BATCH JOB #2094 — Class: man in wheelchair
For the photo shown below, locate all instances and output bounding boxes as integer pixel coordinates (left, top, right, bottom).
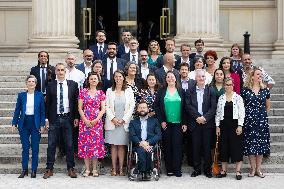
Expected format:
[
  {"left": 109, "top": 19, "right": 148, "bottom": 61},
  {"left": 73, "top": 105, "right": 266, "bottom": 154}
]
[{"left": 128, "top": 101, "right": 162, "bottom": 181}]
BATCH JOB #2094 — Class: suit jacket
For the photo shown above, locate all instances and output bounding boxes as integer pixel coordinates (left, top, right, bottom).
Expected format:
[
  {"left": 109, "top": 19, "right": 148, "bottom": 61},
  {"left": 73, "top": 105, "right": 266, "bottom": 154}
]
[
  {"left": 89, "top": 43, "right": 107, "bottom": 60},
  {"left": 185, "top": 85, "right": 217, "bottom": 131},
  {"left": 30, "top": 65, "right": 56, "bottom": 93},
  {"left": 102, "top": 58, "right": 127, "bottom": 79},
  {"left": 12, "top": 91, "right": 45, "bottom": 131},
  {"left": 45, "top": 80, "right": 79, "bottom": 124},
  {"left": 174, "top": 57, "right": 194, "bottom": 71},
  {"left": 154, "top": 67, "right": 180, "bottom": 86},
  {"left": 121, "top": 52, "right": 139, "bottom": 62},
  {"left": 105, "top": 87, "right": 135, "bottom": 131},
  {"left": 117, "top": 43, "right": 127, "bottom": 58},
  {"left": 138, "top": 62, "right": 157, "bottom": 80},
  {"left": 154, "top": 87, "right": 186, "bottom": 125},
  {"left": 155, "top": 54, "right": 180, "bottom": 68},
  {"left": 181, "top": 79, "right": 196, "bottom": 93},
  {"left": 75, "top": 63, "right": 88, "bottom": 76},
  {"left": 129, "top": 117, "right": 162, "bottom": 146}
]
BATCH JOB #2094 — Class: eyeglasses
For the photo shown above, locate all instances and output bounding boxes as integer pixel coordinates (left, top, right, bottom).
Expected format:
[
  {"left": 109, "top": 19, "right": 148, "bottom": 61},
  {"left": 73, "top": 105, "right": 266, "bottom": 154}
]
[{"left": 225, "top": 84, "right": 233, "bottom": 86}]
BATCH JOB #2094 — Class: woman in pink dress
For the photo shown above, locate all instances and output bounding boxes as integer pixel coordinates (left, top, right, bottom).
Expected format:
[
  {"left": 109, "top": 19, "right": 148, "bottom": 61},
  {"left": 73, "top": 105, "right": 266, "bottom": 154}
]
[{"left": 78, "top": 72, "right": 106, "bottom": 177}]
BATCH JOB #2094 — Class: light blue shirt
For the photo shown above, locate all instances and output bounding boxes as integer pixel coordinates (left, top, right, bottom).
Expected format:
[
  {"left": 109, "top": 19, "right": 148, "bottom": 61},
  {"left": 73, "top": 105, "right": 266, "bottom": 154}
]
[
  {"left": 140, "top": 116, "right": 148, "bottom": 141},
  {"left": 196, "top": 85, "right": 205, "bottom": 115},
  {"left": 181, "top": 79, "right": 189, "bottom": 91}
]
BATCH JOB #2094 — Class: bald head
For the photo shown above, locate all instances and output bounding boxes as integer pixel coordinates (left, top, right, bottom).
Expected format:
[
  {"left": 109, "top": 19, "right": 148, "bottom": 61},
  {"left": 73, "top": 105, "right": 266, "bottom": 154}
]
[
  {"left": 83, "top": 49, "right": 94, "bottom": 64},
  {"left": 163, "top": 53, "right": 176, "bottom": 67}
]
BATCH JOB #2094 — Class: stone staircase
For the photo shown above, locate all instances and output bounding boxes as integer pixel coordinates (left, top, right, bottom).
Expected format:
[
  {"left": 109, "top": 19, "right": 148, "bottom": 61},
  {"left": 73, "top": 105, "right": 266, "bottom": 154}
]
[{"left": 0, "top": 58, "right": 284, "bottom": 174}]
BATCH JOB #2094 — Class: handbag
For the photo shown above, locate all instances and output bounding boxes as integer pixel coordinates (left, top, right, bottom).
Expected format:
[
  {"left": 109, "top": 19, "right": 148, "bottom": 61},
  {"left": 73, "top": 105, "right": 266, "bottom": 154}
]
[{"left": 212, "top": 135, "right": 220, "bottom": 176}]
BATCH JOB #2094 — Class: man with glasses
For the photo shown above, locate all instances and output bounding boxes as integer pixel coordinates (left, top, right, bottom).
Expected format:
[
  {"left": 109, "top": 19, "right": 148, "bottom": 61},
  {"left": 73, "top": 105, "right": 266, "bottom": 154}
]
[
  {"left": 76, "top": 49, "right": 94, "bottom": 78},
  {"left": 121, "top": 38, "right": 139, "bottom": 63},
  {"left": 89, "top": 30, "right": 107, "bottom": 60},
  {"left": 189, "top": 39, "right": 205, "bottom": 60},
  {"left": 138, "top": 50, "right": 157, "bottom": 80}
]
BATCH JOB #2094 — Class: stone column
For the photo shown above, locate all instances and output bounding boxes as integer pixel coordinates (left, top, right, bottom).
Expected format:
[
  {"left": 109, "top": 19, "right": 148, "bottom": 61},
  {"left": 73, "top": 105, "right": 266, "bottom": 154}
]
[
  {"left": 28, "top": 0, "right": 80, "bottom": 53},
  {"left": 272, "top": 0, "right": 284, "bottom": 58},
  {"left": 175, "top": 0, "right": 225, "bottom": 55}
]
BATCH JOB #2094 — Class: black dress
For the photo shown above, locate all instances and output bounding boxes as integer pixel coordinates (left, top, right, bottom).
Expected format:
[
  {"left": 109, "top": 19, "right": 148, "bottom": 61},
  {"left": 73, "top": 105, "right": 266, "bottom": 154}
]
[{"left": 219, "top": 101, "right": 243, "bottom": 162}]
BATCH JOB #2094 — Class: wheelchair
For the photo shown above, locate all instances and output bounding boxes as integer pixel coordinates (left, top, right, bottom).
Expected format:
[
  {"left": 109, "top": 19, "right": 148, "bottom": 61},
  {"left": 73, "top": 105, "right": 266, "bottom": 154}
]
[{"left": 126, "top": 141, "right": 162, "bottom": 181}]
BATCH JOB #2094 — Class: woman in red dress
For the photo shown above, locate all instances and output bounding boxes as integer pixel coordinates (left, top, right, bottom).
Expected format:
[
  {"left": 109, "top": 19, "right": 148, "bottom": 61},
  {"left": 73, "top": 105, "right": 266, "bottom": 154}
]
[{"left": 78, "top": 72, "right": 106, "bottom": 177}]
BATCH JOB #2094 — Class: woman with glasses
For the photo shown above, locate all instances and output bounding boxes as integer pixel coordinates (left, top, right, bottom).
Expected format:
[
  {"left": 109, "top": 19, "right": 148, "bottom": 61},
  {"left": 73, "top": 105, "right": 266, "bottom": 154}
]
[{"left": 215, "top": 77, "right": 245, "bottom": 180}]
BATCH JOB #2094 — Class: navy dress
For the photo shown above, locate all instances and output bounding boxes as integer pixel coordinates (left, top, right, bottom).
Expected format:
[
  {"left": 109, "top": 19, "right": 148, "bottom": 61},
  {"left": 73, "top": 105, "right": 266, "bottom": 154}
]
[{"left": 241, "top": 87, "right": 270, "bottom": 156}]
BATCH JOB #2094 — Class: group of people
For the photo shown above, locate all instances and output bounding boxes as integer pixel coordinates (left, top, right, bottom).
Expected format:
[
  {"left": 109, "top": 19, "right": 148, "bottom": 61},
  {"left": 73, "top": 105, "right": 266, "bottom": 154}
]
[{"left": 11, "top": 30, "right": 274, "bottom": 181}]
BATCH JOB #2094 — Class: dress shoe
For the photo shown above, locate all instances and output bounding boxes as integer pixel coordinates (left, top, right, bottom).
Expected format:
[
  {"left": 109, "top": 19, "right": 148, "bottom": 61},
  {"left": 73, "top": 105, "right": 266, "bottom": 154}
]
[
  {"left": 216, "top": 171, "right": 227, "bottom": 178},
  {"left": 205, "top": 172, "right": 213, "bottom": 178},
  {"left": 143, "top": 172, "right": 151, "bottom": 181},
  {"left": 236, "top": 171, "right": 242, "bottom": 180},
  {"left": 18, "top": 170, "right": 28, "bottom": 178},
  {"left": 31, "top": 171, "right": 36, "bottom": 178},
  {"left": 67, "top": 168, "right": 77, "bottom": 178},
  {"left": 175, "top": 171, "right": 182, "bottom": 177},
  {"left": 191, "top": 170, "right": 201, "bottom": 177},
  {"left": 43, "top": 169, "right": 53, "bottom": 179}
]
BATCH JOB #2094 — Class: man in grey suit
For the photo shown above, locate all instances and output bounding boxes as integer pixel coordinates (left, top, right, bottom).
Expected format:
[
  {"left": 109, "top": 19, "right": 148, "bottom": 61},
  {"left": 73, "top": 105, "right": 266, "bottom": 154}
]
[{"left": 185, "top": 69, "right": 216, "bottom": 178}]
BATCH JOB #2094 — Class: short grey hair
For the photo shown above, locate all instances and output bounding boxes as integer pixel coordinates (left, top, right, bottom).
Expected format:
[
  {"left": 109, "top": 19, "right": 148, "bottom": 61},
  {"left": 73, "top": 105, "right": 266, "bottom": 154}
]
[
  {"left": 195, "top": 69, "right": 206, "bottom": 77},
  {"left": 26, "top": 75, "right": 37, "bottom": 84}
]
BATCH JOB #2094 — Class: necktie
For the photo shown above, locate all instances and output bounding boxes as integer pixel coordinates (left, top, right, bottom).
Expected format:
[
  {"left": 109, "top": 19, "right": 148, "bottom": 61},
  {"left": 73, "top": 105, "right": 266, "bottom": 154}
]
[
  {"left": 99, "top": 46, "right": 103, "bottom": 59},
  {"left": 59, "top": 83, "right": 64, "bottom": 113},
  {"left": 110, "top": 60, "right": 114, "bottom": 80},
  {"left": 41, "top": 66, "right": 46, "bottom": 93},
  {"left": 132, "top": 55, "right": 136, "bottom": 63}
]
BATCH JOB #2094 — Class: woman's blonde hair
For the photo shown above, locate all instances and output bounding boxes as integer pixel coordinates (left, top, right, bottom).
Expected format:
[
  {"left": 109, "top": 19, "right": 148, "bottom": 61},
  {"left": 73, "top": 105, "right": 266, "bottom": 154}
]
[{"left": 244, "top": 67, "right": 266, "bottom": 89}]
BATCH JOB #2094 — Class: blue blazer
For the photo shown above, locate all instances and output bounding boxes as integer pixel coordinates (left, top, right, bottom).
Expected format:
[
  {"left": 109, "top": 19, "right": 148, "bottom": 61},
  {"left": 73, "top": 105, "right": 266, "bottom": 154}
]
[
  {"left": 129, "top": 117, "right": 162, "bottom": 146},
  {"left": 75, "top": 63, "right": 86, "bottom": 76},
  {"left": 89, "top": 43, "right": 107, "bottom": 60},
  {"left": 12, "top": 91, "right": 45, "bottom": 131}
]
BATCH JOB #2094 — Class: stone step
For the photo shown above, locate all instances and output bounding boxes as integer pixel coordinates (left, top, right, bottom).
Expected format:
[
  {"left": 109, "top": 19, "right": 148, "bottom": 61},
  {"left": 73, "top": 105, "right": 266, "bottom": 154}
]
[
  {"left": 0, "top": 71, "right": 29, "bottom": 76},
  {"left": 270, "top": 133, "right": 284, "bottom": 142},
  {"left": 0, "top": 95, "right": 17, "bottom": 102},
  {"left": 0, "top": 134, "right": 48, "bottom": 144},
  {"left": 0, "top": 102, "right": 16, "bottom": 109},
  {"left": 270, "top": 88, "right": 284, "bottom": 94},
  {"left": 0, "top": 76, "right": 26, "bottom": 82},
  {"left": 268, "top": 116, "right": 284, "bottom": 124},
  {"left": 0, "top": 88, "right": 25, "bottom": 95},
  {"left": 0, "top": 82, "right": 25, "bottom": 88},
  {"left": 271, "top": 101, "right": 284, "bottom": 108},
  {"left": 268, "top": 109, "right": 284, "bottom": 116},
  {"left": 271, "top": 94, "right": 284, "bottom": 101},
  {"left": 270, "top": 124, "right": 284, "bottom": 133}
]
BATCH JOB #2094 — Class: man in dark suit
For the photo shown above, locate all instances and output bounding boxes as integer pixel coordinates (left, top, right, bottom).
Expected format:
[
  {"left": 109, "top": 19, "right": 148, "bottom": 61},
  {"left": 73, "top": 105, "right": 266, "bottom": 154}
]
[
  {"left": 76, "top": 49, "right": 94, "bottom": 78},
  {"left": 121, "top": 37, "right": 139, "bottom": 63},
  {"left": 96, "top": 15, "right": 105, "bottom": 31},
  {"left": 129, "top": 101, "right": 162, "bottom": 181},
  {"left": 139, "top": 50, "right": 157, "bottom": 80},
  {"left": 102, "top": 42, "right": 127, "bottom": 88},
  {"left": 155, "top": 53, "right": 180, "bottom": 85},
  {"left": 30, "top": 51, "right": 56, "bottom": 95},
  {"left": 156, "top": 37, "right": 180, "bottom": 68},
  {"left": 189, "top": 39, "right": 205, "bottom": 60},
  {"left": 185, "top": 69, "right": 216, "bottom": 178},
  {"left": 175, "top": 44, "right": 194, "bottom": 71},
  {"left": 117, "top": 31, "right": 132, "bottom": 58},
  {"left": 43, "top": 63, "right": 79, "bottom": 179},
  {"left": 89, "top": 30, "right": 107, "bottom": 60},
  {"left": 179, "top": 62, "right": 196, "bottom": 92}
]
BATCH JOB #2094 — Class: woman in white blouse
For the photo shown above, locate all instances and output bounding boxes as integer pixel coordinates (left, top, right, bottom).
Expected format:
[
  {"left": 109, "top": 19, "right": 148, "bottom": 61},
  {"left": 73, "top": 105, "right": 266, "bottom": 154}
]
[
  {"left": 12, "top": 75, "right": 45, "bottom": 178},
  {"left": 188, "top": 57, "right": 213, "bottom": 85},
  {"left": 105, "top": 70, "right": 135, "bottom": 176},
  {"left": 215, "top": 77, "right": 245, "bottom": 180}
]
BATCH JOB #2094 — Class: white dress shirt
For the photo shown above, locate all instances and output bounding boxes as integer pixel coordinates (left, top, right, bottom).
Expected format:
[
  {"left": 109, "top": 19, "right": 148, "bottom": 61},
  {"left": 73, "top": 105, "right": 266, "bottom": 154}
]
[
  {"left": 107, "top": 57, "right": 118, "bottom": 80},
  {"left": 140, "top": 116, "right": 148, "bottom": 141},
  {"left": 141, "top": 63, "right": 150, "bottom": 80},
  {"left": 56, "top": 79, "right": 70, "bottom": 114},
  {"left": 25, "top": 93, "right": 34, "bottom": 115},
  {"left": 65, "top": 68, "right": 85, "bottom": 89},
  {"left": 130, "top": 52, "right": 139, "bottom": 63},
  {"left": 97, "top": 43, "right": 105, "bottom": 54},
  {"left": 84, "top": 62, "right": 92, "bottom": 78},
  {"left": 196, "top": 85, "right": 205, "bottom": 115},
  {"left": 124, "top": 45, "right": 130, "bottom": 54}
]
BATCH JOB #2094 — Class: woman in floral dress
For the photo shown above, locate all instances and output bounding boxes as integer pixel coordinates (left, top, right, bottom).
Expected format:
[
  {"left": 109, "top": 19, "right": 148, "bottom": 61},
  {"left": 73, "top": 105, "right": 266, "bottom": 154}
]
[{"left": 78, "top": 72, "right": 106, "bottom": 177}]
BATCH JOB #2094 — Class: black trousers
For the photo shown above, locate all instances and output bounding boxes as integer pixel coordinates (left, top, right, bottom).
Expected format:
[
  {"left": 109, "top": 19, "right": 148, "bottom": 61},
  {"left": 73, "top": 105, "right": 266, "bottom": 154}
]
[
  {"left": 162, "top": 123, "right": 183, "bottom": 174},
  {"left": 191, "top": 125, "right": 214, "bottom": 173}
]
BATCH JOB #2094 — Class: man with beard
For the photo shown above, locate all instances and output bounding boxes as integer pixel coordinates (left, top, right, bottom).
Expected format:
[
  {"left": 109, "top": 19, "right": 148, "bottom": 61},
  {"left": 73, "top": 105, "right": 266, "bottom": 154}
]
[
  {"left": 76, "top": 49, "right": 94, "bottom": 78},
  {"left": 138, "top": 50, "right": 156, "bottom": 80},
  {"left": 190, "top": 39, "right": 205, "bottom": 59},
  {"left": 129, "top": 101, "right": 162, "bottom": 181},
  {"left": 89, "top": 30, "right": 107, "bottom": 60},
  {"left": 102, "top": 42, "right": 127, "bottom": 87},
  {"left": 117, "top": 31, "right": 132, "bottom": 58}
]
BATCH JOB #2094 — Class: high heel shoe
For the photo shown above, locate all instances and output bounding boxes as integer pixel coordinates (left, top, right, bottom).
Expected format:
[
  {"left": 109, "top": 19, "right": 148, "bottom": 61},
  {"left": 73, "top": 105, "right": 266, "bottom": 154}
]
[
  {"left": 110, "top": 168, "right": 116, "bottom": 176},
  {"left": 18, "top": 170, "right": 28, "bottom": 178},
  {"left": 255, "top": 170, "right": 265, "bottom": 178},
  {"left": 248, "top": 169, "right": 256, "bottom": 177},
  {"left": 236, "top": 171, "right": 242, "bottom": 180},
  {"left": 83, "top": 170, "right": 91, "bottom": 177},
  {"left": 216, "top": 170, "right": 227, "bottom": 178},
  {"left": 31, "top": 171, "right": 36, "bottom": 178},
  {"left": 92, "top": 170, "right": 99, "bottom": 177},
  {"left": 119, "top": 168, "right": 125, "bottom": 176}
]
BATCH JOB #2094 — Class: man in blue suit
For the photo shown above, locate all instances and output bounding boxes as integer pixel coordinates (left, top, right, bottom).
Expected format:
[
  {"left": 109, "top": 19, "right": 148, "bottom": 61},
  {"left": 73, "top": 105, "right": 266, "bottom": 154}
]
[
  {"left": 117, "top": 31, "right": 132, "bottom": 58},
  {"left": 129, "top": 101, "right": 162, "bottom": 181},
  {"left": 89, "top": 30, "right": 107, "bottom": 60},
  {"left": 76, "top": 49, "right": 94, "bottom": 78}
]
